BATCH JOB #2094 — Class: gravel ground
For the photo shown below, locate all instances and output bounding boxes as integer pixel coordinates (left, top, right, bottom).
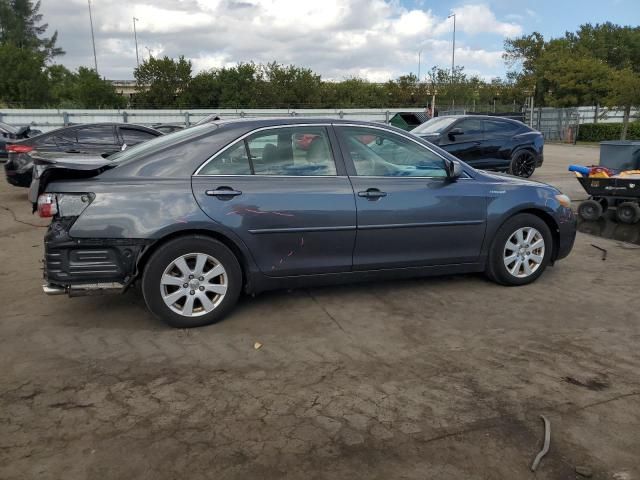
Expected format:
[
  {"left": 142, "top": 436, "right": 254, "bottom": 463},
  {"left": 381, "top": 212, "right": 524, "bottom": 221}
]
[{"left": 1, "top": 144, "right": 639, "bottom": 480}]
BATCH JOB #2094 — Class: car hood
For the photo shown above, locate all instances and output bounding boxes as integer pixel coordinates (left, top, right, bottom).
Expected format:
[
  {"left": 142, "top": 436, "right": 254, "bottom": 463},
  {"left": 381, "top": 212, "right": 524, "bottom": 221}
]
[
  {"left": 415, "top": 133, "right": 441, "bottom": 144},
  {"left": 478, "top": 170, "right": 559, "bottom": 191}
]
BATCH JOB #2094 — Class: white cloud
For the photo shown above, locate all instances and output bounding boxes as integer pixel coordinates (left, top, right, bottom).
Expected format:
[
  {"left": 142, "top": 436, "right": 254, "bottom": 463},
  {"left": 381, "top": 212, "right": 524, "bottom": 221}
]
[
  {"left": 41, "top": 0, "right": 520, "bottom": 81},
  {"left": 439, "top": 4, "right": 523, "bottom": 37}
]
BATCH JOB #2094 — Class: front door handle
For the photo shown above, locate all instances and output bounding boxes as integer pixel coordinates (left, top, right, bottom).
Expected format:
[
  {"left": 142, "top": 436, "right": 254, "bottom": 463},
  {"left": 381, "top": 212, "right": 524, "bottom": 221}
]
[
  {"left": 358, "top": 188, "right": 387, "bottom": 199},
  {"left": 206, "top": 187, "right": 242, "bottom": 197}
]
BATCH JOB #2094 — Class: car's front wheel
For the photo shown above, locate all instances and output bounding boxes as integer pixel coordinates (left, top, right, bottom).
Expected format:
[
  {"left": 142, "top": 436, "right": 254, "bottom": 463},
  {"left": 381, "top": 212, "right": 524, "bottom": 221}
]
[
  {"left": 486, "top": 214, "right": 553, "bottom": 286},
  {"left": 142, "top": 235, "right": 242, "bottom": 328},
  {"left": 508, "top": 150, "right": 537, "bottom": 178}
]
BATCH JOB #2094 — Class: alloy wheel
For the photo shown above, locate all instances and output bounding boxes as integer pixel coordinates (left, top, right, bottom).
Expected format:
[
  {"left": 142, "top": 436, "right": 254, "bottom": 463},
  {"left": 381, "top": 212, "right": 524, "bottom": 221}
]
[
  {"left": 512, "top": 151, "right": 536, "bottom": 177},
  {"left": 160, "top": 253, "right": 228, "bottom": 317},
  {"left": 503, "top": 227, "right": 545, "bottom": 278}
]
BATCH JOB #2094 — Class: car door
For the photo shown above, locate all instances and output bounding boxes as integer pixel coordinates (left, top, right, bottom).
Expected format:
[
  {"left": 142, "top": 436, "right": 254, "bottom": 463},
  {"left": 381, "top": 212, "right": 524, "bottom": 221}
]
[
  {"left": 334, "top": 124, "right": 486, "bottom": 270},
  {"left": 192, "top": 125, "right": 357, "bottom": 277},
  {"left": 74, "top": 125, "right": 120, "bottom": 154},
  {"left": 438, "top": 118, "right": 486, "bottom": 166},
  {"left": 482, "top": 119, "right": 520, "bottom": 170}
]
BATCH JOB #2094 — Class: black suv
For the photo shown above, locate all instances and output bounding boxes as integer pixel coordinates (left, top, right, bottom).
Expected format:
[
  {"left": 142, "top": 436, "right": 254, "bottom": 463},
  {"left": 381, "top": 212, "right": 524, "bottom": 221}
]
[{"left": 411, "top": 115, "right": 544, "bottom": 177}]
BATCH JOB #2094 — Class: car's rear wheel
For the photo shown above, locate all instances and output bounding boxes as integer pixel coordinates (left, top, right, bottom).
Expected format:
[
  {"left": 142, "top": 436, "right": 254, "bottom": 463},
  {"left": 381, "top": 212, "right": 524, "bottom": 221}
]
[
  {"left": 142, "top": 235, "right": 242, "bottom": 328},
  {"left": 486, "top": 214, "right": 553, "bottom": 286},
  {"left": 509, "top": 150, "right": 537, "bottom": 178}
]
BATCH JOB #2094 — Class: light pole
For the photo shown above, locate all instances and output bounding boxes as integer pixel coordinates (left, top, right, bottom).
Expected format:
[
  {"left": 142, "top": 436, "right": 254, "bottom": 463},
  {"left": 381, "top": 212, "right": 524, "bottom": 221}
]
[
  {"left": 133, "top": 17, "right": 140, "bottom": 68},
  {"left": 417, "top": 49, "right": 422, "bottom": 82},
  {"left": 447, "top": 13, "right": 456, "bottom": 81},
  {"left": 87, "top": 0, "right": 98, "bottom": 73}
]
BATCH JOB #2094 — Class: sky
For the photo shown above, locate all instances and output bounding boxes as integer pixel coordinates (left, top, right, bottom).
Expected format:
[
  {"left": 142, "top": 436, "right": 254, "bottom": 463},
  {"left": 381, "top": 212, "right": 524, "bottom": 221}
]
[{"left": 39, "top": 0, "right": 640, "bottom": 82}]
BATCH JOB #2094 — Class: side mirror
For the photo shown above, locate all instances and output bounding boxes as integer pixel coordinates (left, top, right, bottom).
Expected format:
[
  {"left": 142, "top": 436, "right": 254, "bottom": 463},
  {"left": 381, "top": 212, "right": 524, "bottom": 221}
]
[
  {"left": 447, "top": 160, "right": 464, "bottom": 180},
  {"left": 448, "top": 127, "right": 463, "bottom": 140}
]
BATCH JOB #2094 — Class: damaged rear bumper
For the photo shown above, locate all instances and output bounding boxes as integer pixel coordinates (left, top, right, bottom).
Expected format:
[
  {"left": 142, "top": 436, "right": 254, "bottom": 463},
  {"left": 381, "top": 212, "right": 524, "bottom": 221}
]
[{"left": 43, "top": 217, "right": 150, "bottom": 296}]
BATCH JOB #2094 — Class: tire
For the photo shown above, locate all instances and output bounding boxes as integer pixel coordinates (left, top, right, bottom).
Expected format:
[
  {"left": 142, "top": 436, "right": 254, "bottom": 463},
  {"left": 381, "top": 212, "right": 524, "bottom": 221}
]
[
  {"left": 508, "top": 150, "right": 537, "bottom": 178},
  {"left": 615, "top": 202, "right": 640, "bottom": 224},
  {"left": 486, "top": 213, "right": 553, "bottom": 286},
  {"left": 142, "top": 235, "right": 242, "bottom": 328},
  {"left": 578, "top": 199, "right": 603, "bottom": 221}
]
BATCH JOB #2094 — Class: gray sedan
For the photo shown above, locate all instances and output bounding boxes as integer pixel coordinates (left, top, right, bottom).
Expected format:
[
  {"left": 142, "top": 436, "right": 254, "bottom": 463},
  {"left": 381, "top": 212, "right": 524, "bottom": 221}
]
[{"left": 33, "top": 118, "right": 576, "bottom": 327}]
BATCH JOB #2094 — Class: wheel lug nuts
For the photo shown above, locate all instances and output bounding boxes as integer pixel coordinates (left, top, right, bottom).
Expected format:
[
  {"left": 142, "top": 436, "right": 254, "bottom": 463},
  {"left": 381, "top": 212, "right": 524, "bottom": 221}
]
[
  {"left": 199, "top": 276, "right": 204, "bottom": 281},
  {"left": 183, "top": 283, "right": 188, "bottom": 288},
  {"left": 190, "top": 290, "right": 195, "bottom": 295},
  {"left": 199, "top": 286, "right": 205, "bottom": 291},
  {"left": 189, "top": 275, "right": 194, "bottom": 279}
]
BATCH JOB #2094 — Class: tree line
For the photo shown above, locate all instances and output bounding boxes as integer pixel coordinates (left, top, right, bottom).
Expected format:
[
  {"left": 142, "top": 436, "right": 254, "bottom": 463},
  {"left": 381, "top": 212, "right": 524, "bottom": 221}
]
[{"left": 1, "top": 0, "right": 639, "bottom": 135}]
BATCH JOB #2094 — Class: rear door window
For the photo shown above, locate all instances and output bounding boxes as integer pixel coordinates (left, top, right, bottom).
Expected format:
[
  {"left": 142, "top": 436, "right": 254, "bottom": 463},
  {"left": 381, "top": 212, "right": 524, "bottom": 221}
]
[
  {"left": 484, "top": 120, "right": 520, "bottom": 136},
  {"left": 198, "top": 142, "right": 252, "bottom": 175},
  {"left": 76, "top": 125, "right": 117, "bottom": 145},
  {"left": 246, "top": 127, "right": 336, "bottom": 176}
]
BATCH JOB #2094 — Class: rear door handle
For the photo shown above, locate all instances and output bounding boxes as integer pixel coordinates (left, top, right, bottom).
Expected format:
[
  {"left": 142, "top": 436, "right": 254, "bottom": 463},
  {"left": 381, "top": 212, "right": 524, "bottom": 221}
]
[
  {"left": 358, "top": 188, "right": 387, "bottom": 199},
  {"left": 206, "top": 187, "right": 242, "bottom": 197}
]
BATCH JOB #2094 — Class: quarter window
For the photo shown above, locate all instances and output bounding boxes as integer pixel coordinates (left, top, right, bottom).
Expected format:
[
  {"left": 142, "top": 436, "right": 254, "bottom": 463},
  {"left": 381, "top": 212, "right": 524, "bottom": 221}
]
[{"left": 338, "top": 126, "right": 447, "bottom": 177}]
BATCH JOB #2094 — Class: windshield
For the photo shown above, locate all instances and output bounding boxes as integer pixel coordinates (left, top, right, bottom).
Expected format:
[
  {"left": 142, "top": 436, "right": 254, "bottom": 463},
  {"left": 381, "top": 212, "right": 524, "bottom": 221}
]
[
  {"left": 108, "top": 123, "right": 217, "bottom": 163},
  {"left": 412, "top": 117, "right": 458, "bottom": 134}
]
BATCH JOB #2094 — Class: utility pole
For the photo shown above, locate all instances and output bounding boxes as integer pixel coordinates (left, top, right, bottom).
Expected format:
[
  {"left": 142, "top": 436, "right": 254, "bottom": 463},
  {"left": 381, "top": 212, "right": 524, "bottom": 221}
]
[
  {"left": 417, "top": 49, "right": 422, "bottom": 82},
  {"left": 448, "top": 13, "right": 456, "bottom": 81},
  {"left": 133, "top": 17, "right": 140, "bottom": 68},
  {"left": 87, "top": 0, "right": 98, "bottom": 73}
]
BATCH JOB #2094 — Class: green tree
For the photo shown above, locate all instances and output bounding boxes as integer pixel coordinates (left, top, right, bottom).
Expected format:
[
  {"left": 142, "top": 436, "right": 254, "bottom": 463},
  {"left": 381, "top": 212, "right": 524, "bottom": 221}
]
[
  {"left": 604, "top": 68, "right": 640, "bottom": 140},
  {"left": 0, "top": 42, "right": 48, "bottom": 106},
  {"left": 0, "top": 0, "right": 63, "bottom": 60},
  {"left": 134, "top": 55, "right": 192, "bottom": 107},
  {"left": 181, "top": 70, "right": 220, "bottom": 107},
  {"left": 74, "top": 67, "right": 125, "bottom": 108},
  {"left": 261, "top": 63, "right": 322, "bottom": 108},
  {"left": 504, "top": 23, "right": 640, "bottom": 109},
  {"left": 216, "top": 63, "right": 263, "bottom": 107}
]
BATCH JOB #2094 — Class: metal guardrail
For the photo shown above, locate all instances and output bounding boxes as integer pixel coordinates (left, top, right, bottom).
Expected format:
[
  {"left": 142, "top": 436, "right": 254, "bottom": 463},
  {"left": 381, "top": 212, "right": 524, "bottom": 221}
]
[{"left": 0, "top": 108, "right": 424, "bottom": 133}]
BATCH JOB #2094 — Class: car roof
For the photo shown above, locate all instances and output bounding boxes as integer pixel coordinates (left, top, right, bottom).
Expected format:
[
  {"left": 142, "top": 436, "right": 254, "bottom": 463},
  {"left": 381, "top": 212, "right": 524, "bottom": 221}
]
[
  {"left": 212, "top": 117, "right": 392, "bottom": 129},
  {"left": 437, "top": 115, "right": 528, "bottom": 126},
  {"left": 11, "top": 122, "right": 162, "bottom": 145}
]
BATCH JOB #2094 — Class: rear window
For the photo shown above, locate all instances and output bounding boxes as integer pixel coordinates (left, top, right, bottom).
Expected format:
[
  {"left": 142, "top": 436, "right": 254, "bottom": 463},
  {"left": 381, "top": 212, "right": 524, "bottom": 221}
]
[
  {"left": 484, "top": 120, "right": 521, "bottom": 135},
  {"left": 109, "top": 123, "right": 217, "bottom": 164}
]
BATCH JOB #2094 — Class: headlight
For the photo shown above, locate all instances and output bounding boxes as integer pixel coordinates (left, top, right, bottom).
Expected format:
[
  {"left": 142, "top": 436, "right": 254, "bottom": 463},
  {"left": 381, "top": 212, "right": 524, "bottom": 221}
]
[{"left": 555, "top": 194, "right": 571, "bottom": 208}]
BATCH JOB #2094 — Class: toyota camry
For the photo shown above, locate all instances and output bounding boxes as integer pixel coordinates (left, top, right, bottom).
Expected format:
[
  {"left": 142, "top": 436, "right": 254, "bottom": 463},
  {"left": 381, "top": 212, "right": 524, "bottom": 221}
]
[{"left": 32, "top": 118, "right": 576, "bottom": 328}]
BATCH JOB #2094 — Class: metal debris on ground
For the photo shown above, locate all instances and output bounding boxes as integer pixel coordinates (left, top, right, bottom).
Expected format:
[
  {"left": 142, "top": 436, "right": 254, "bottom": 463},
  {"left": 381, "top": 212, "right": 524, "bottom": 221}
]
[
  {"left": 530, "top": 415, "right": 551, "bottom": 472},
  {"left": 591, "top": 244, "right": 607, "bottom": 261},
  {"left": 575, "top": 465, "right": 593, "bottom": 478},
  {"left": 254, "top": 341, "right": 263, "bottom": 350}
]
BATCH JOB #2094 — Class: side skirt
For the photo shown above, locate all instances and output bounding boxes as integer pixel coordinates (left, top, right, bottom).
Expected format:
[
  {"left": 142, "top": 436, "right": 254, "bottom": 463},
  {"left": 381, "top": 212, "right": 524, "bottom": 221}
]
[{"left": 247, "top": 262, "right": 486, "bottom": 294}]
